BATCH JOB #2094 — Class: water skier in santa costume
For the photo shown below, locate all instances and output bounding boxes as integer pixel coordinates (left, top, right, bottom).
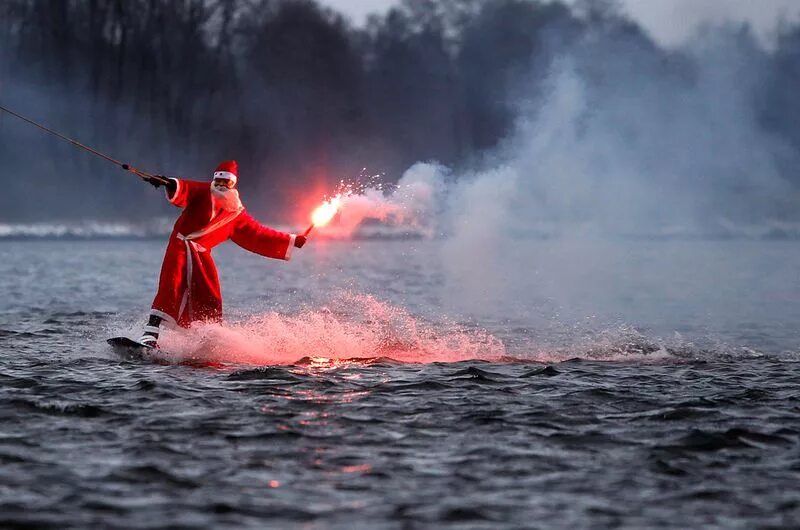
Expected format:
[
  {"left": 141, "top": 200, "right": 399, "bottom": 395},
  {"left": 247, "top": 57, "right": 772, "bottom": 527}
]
[{"left": 138, "top": 160, "right": 306, "bottom": 347}]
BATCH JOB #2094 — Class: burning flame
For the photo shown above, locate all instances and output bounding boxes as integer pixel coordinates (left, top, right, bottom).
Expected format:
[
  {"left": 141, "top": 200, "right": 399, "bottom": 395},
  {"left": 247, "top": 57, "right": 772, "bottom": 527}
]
[{"left": 310, "top": 195, "right": 342, "bottom": 228}]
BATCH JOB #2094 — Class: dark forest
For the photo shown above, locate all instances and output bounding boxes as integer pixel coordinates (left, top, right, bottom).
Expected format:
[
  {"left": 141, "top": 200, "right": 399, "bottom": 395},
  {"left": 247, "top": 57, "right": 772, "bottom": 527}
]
[{"left": 1, "top": 0, "right": 800, "bottom": 224}]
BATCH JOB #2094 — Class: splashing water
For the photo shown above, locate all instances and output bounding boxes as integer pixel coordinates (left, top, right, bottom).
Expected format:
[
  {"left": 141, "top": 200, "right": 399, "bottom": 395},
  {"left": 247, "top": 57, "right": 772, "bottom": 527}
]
[
  {"left": 147, "top": 295, "right": 702, "bottom": 368},
  {"left": 154, "top": 293, "right": 505, "bottom": 366}
]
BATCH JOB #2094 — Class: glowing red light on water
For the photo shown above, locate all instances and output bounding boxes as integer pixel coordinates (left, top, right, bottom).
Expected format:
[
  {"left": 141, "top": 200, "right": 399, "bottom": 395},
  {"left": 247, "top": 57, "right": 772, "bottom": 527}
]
[{"left": 342, "top": 464, "right": 372, "bottom": 474}]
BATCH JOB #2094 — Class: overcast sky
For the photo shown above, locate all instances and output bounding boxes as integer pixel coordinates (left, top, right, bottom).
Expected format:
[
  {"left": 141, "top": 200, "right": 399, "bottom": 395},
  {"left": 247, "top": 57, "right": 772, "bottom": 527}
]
[{"left": 321, "top": 0, "right": 800, "bottom": 47}]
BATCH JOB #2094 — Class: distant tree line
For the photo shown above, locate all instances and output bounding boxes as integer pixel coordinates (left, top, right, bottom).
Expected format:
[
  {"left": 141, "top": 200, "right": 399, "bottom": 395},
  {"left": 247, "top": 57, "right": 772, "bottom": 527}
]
[{"left": 0, "top": 0, "right": 799, "bottom": 221}]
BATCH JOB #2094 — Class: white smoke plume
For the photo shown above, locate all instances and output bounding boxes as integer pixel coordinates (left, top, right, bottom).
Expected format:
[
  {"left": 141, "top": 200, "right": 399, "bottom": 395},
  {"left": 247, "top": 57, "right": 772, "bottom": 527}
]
[
  {"left": 325, "top": 28, "right": 800, "bottom": 238},
  {"left": 316, "top": 163, "right": 447, "bottom": 238},
  {"left": 317, "top": 25, "right": 800, "bottom": 322}
]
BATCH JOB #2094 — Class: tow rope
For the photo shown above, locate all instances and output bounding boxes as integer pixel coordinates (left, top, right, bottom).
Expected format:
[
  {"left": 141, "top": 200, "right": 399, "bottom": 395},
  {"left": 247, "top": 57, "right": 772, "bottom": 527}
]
[{"left": 0, "top": 103, "right": 168, "bottom": 184}]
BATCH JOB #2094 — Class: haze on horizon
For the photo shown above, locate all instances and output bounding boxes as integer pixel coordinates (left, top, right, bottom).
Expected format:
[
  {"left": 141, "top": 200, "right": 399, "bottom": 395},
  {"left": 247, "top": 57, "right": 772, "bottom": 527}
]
[{"left": 322, "top": 0, "right": 800, "bottom": 46}]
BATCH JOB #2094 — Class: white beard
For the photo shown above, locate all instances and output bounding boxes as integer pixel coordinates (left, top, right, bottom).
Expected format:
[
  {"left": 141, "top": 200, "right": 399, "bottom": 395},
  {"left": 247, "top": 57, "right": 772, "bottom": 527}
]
[{"left": 210, "top": 184, "right": 243, "bottom": 214}]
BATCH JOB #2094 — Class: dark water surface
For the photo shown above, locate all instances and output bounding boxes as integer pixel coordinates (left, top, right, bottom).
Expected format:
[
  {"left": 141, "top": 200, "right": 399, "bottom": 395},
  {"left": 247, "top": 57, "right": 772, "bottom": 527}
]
[{"left": 1, "top": 240, "right": 799, "bottom": 528}]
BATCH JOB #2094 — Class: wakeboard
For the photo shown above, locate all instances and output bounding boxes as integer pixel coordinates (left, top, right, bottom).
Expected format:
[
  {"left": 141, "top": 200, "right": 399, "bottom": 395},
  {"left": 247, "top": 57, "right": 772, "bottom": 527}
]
[
  {"left": 107, "top": 337, "right": 224, "bottom": 368},
  {"left": 107, "top": 336, "right": 159, "bottom": 361}
]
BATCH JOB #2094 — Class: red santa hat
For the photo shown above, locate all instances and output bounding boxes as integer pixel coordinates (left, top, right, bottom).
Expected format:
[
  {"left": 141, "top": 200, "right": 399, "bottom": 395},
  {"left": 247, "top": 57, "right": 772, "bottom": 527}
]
[{"left": 213, "top": 160, "right": 238, "bottom": 184}]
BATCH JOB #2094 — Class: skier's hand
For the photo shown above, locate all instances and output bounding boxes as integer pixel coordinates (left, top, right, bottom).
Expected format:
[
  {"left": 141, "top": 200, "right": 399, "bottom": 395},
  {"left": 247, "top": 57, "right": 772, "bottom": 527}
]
[
  {"left": 144, "top": 175, "right": 165, "bottom": 188},
  {"left": 294, "top": 235, "right": 307, "bottom": 248}
]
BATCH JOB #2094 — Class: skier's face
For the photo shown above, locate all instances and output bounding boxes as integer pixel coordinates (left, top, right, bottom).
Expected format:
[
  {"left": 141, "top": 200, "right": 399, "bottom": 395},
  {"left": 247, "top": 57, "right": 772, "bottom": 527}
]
[{"left": 213, "top": 178, "right": 235, "bottom": 190}]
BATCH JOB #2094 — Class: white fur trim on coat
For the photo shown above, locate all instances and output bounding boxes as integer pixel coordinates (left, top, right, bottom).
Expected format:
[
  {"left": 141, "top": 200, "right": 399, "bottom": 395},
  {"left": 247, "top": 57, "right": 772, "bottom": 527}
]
[
  {"left": 166, "top": 178, "right": 182, "bottom": 204},
  {"left": 150, "top": 309, "right": 177, "bottom": 328},
  {"left": 284, "top": 234, "right": 296, "bottom": 261},
  {"left": 213, "top": 171, "right": 237, "bottom": 184}
]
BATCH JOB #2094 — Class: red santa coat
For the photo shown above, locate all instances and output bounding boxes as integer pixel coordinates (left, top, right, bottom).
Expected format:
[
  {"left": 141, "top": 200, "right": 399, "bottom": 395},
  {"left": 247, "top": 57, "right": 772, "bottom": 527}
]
[{"left": 150, "top": 179, "right": 295, "bottom": 327}]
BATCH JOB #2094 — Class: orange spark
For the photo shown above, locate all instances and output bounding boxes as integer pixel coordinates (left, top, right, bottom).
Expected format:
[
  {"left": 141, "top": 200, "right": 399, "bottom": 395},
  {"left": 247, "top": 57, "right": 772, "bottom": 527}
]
[{"left": 310, "top": 196, "right": 342, "bottom": 228}]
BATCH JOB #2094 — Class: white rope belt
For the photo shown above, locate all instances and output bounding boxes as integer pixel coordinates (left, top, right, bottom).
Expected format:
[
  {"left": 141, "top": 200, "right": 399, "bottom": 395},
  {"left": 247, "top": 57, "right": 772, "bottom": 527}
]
[{"left": 176, "top": 234, "right": 207, "bottom": 322}]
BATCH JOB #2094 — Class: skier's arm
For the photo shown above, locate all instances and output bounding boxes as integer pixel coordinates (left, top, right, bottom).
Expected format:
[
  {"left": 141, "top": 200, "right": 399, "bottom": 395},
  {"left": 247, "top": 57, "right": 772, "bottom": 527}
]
[
  {"left": 145, "top": 177, "right": 205, "bottom": 208},
  {"left": 230, "top": 212, "right": 301, "bottom": 261},
  {"left": 164, "top": 178, "right": 185, "bottom": 206}
]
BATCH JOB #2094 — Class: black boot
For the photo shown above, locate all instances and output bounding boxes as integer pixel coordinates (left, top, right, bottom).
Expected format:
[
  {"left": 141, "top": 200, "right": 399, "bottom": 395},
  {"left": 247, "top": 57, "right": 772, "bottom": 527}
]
[{"left": 138, "top": 315, "right": 163, "bottom": 348}]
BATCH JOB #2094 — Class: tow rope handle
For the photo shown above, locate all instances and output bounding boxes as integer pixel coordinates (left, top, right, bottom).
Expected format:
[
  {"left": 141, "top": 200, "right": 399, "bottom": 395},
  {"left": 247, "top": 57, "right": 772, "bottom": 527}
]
[{"left": 121, "top": 164, "right": 169, "bottom": 185}]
